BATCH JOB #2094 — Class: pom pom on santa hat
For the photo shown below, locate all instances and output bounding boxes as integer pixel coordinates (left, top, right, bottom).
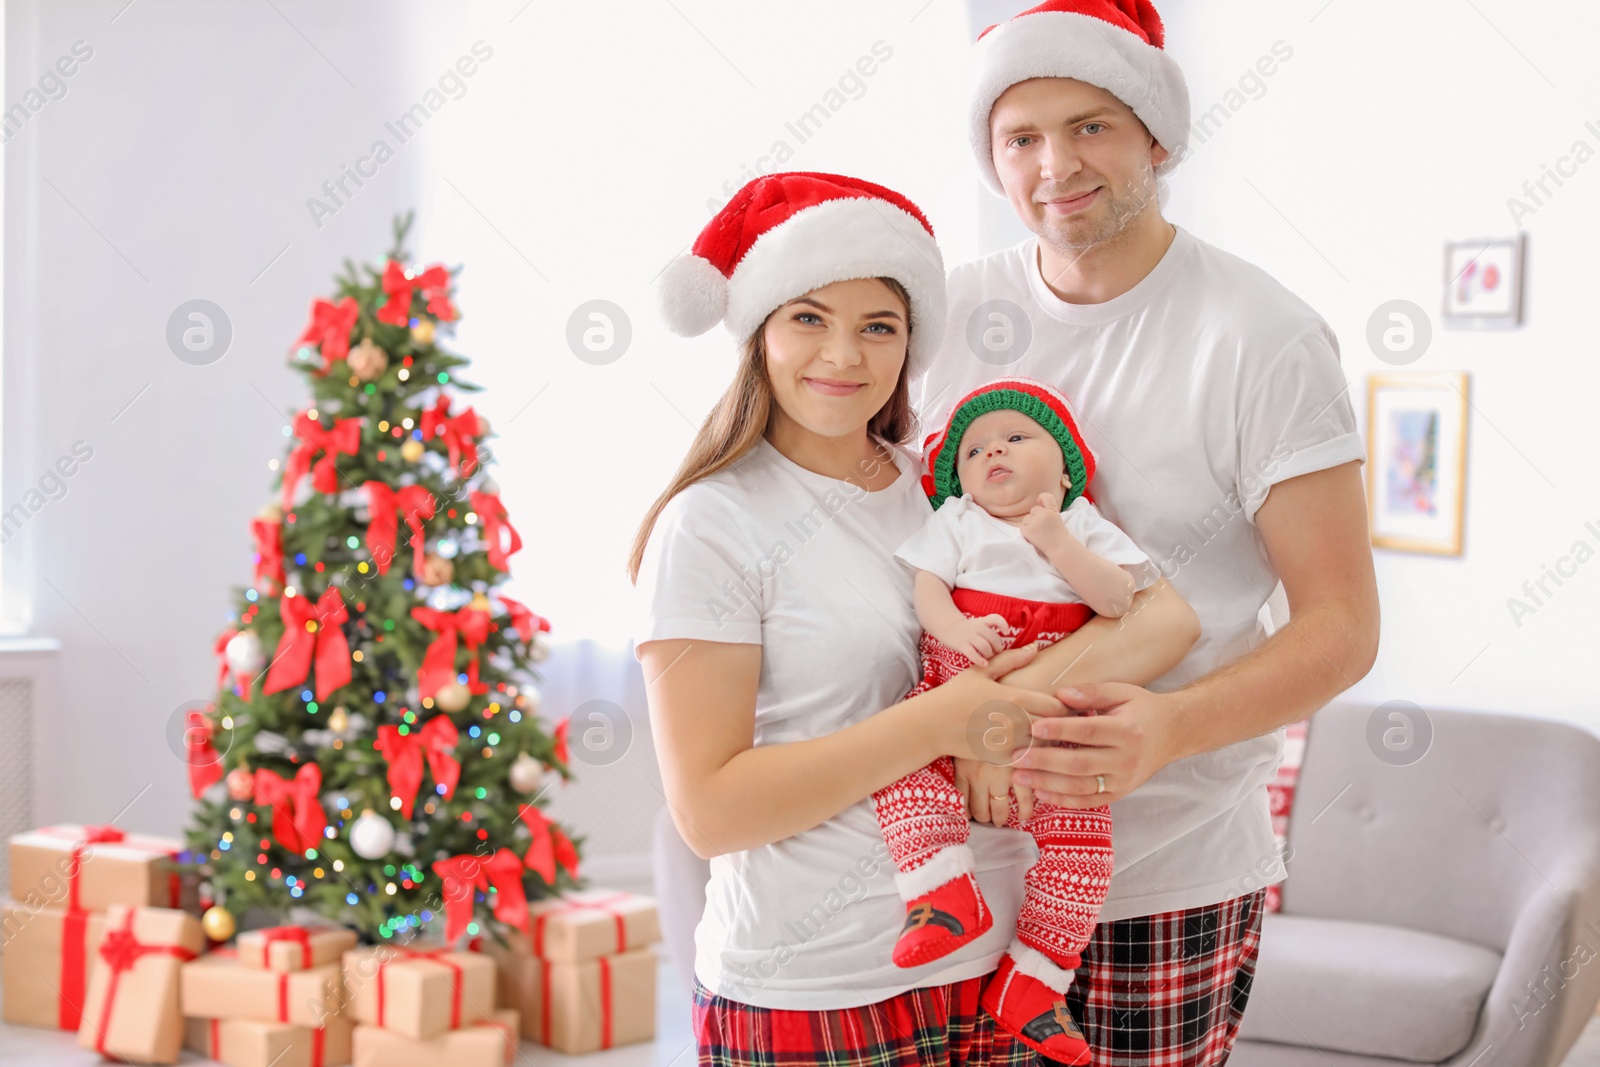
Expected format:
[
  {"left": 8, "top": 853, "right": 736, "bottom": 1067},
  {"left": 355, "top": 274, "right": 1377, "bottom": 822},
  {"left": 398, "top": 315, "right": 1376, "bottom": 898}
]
[
  {"left": 968, "top": 0, "right": 1191, "bottom": 197},
  {"left": 655, "top": 171, "right": 948, "bottom": 382}
]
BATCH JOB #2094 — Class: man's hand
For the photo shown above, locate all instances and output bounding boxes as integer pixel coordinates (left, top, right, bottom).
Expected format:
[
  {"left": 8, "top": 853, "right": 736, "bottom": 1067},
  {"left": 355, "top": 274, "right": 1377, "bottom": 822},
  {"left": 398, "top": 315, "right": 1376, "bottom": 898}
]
[
  {"left": 953, "top": 757, "right": 1036, "bottom": 825},
  {"left": 1011, "top": 681, "right": 1193, "bottom": 808}
]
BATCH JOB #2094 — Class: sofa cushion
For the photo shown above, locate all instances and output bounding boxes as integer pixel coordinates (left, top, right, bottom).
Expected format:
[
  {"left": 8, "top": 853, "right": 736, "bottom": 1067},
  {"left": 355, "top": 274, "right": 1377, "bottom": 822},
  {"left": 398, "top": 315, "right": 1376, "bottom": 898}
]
[{"left": 1240, "top": 913, "right": 1501, "bottom": 1062}]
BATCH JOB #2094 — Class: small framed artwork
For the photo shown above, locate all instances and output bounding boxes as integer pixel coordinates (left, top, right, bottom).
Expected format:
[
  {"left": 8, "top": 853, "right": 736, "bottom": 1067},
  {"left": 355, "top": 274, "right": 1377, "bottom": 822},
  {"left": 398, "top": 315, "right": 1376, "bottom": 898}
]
[
  {"left": 1366, "top": 371, "right": 1469, "bottom": 555},
  {"left": 1443, "top": 234, "right": 1525, "bottom": 328}
]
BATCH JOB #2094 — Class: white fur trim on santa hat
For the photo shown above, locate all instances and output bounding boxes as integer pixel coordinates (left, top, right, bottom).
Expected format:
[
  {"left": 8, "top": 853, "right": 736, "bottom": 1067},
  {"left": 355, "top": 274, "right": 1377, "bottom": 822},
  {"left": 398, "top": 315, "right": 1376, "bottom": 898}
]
[
  {"left": 657, "top": 253, "right": 730, "bottom": 337},
  {"left": 722, "top": 196, "right": 947, "bottom": 383},
  {"left": 969, "top": 10, "right": 1191, "bottom": 198},
  {"left": 1005, "top": 936, "right": 1077, "bottom": 995},
  {"left": 892, "top": 843, "right": 979, "bottom": 902}
]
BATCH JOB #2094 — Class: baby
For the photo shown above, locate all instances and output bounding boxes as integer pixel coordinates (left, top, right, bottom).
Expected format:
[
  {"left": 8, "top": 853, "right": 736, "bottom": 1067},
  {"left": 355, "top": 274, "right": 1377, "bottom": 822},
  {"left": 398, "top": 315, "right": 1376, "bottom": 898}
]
[{"left": 872, "top": 376, "right": 1159, "bottom": 1065}]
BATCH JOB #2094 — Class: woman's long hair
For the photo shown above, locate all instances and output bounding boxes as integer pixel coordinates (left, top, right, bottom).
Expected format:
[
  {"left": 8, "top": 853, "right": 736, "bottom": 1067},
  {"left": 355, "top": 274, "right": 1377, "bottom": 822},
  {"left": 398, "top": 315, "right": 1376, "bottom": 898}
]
[{"left": 627, "top": 276, "right": 916, "bottom": 584}]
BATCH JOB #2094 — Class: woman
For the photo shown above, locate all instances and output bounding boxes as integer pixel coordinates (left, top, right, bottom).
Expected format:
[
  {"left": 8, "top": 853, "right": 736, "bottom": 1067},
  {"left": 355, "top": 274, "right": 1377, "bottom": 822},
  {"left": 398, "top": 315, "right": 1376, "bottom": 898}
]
[{"left": 629, "top": 172, "right": 1199, "bottom": 1066}]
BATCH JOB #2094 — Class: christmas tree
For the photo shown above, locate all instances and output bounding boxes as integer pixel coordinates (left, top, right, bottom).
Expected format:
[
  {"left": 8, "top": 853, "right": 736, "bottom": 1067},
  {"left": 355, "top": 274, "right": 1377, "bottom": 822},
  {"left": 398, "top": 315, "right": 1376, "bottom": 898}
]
[{"left": 183, "top": 213, "right": 582, "bottom": 946}]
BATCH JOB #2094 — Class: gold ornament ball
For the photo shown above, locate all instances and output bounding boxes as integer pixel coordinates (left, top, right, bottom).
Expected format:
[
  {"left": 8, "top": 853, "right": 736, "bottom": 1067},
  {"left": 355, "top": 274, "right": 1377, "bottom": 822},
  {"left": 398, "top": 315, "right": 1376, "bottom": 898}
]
[
  {"left": 470, "top": 592, "right": 491, "bottom": 613},
  {"left": 328, "top": 705, "right": 349, "bottom": 734},
  {"left": 434, "top": 681, "right": 472, "bottom": 713},
  {"left": 256, "top": 502, "right": 283, "bottom": 523},
  {"left": 347, "top": 337, "right": 389, "bottom": 381},
  {"left": 410, "top": 319, "right": 436, "bottom": 346},
  {"left": 202, "top": 905, "right": 236, "bottom": 942},
  {"left": 419, "top": 553, "right": 454, "bottom": 586},
  {"left": 400, "top": 439, "right": 425, "bottom": 463}
]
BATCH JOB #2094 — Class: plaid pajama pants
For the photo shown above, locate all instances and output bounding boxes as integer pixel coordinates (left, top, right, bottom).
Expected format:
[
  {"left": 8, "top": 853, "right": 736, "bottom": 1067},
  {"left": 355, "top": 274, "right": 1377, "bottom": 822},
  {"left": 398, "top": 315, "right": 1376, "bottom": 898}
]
[{"left": 690, "top": 887, "right": 1267, "bottom": 1067}]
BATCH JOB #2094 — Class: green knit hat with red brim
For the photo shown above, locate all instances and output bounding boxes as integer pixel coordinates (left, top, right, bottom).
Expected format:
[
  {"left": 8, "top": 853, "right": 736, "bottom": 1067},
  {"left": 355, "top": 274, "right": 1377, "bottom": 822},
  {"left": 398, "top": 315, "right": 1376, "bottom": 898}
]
[{"left": 921, "top": 377, "right": 1097, "bottom": 512}]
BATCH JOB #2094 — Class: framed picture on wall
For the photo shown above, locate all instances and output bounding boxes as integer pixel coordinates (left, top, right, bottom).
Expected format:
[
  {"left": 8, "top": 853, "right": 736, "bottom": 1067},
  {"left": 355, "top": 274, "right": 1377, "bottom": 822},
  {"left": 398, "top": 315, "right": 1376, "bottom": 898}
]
[
  {"left": 1366, "top": 371, "right": 1469, "bottom": 555},
  {"left": 1443, "top": 234, "right": 1525, "bottom": 328}
]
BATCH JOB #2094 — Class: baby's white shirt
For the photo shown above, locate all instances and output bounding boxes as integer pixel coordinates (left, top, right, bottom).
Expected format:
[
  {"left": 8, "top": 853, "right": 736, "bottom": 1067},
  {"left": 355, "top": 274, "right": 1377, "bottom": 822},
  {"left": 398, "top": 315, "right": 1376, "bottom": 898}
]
[{"left": 893, "top": 493, "right": 1158, "bottom": 604}]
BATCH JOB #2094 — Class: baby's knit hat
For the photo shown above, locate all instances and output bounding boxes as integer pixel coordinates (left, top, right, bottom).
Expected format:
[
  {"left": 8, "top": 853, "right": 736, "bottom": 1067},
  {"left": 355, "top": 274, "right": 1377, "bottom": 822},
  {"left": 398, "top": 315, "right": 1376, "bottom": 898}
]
[{"left": 921, "top": 377, "right": 1097, "bottom": 511}]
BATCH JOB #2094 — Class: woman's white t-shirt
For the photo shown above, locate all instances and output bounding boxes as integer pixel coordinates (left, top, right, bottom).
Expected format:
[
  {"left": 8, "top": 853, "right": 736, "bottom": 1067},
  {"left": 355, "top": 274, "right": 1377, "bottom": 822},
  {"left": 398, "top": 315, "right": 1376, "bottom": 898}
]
[
  {"left": 895, "top": 492, "right": 1159, "bottom": 603},
  {"left": 632, "top": 434, "right": 1037, "bottom": 1010}
]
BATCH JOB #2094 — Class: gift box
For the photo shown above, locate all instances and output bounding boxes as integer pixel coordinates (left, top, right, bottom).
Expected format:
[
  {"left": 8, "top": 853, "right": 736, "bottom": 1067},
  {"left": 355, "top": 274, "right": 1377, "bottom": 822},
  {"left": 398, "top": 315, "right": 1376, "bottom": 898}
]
[
  {"left": 183, "top": 1015, "right": 354, "bottom": 1067},
  {"left": 1, "top": 901, "right": 106, "bottom": 1030},
  {"left": 74, "top": 905, "right": 204, "bottom": 1064},
  {"left": 351, "top": 1009, "right": 519, "bottom": 1067},
  {"left": 517, "top": 887, "right": 659, "bottom": 963},
  {"left": 497, "top": 943, "right": 656, "bottom": 1053},
  {"left": 238, "top": 924, "right": 359, "bottom": 972},
  {"left": 180, "top": 951, "right": 346, "bottom": 1027},
  {"left": 342, "top": 944, "right": 496, "bottom": 1041},
  {"left": 9, "top": 824, "right": 191, "bottom": 913}
]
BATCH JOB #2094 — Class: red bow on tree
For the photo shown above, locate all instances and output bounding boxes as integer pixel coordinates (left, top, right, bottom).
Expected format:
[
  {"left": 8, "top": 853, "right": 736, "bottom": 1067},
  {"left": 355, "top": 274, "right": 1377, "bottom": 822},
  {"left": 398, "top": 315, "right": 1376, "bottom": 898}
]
[
  {"left": 251, "top": 517, "right": 285, "bottom": 595},
  {"left": 496, "top": 595, "right": 549, "bottom": 647},
  {"left": 364, "top": 481, "right": 437, "bottom": 576},
  {"left": 262, "top": 588, "right": 351, "bottom": 702},
  {"left": 295, "top": 297, "right": 360, "bottom": 375},
  {"left": 517, "top": 805, "right": 580, "bottom": 884},
  {"left": 377, "top": 261, "right": 458, "bottom": 326},
  {"left": 185, "top": 710, "right": 224, "bottom": 799},
  {"left": 374, "top": 716, "right": 460, "bottom": 819},
  {"left": 433, "top": 848, "right": 529, "bottom": 941},
  {"left": 553, "top": 717, "right": 571, "bottom": 766},
  {"left": 468, "top": 491, "right": 522, "bottom": 572},
  {"left": 214, "top": 627, "right": 256, "bottom": 704},
  {"left": 253, "top": 764, "right": 327, "bottom": 854},
  {"left": 282, "top": 411, "right": 362, "bottom": 511},
  {"left": 420, "top": 396, "right": 482, "bottom": 478},
  {"left": 410, "top": 604, "right": 492, "bottom": 700}
]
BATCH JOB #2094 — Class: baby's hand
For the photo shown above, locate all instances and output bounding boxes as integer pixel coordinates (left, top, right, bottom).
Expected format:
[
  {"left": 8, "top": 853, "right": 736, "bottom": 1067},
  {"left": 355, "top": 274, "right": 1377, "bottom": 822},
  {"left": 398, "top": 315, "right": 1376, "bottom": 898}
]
[
  {"left": 943, "top": 613, "right": 1010, "bottom": 666},
  {"left": 1019, "top": 492, "right": 1070, "bottom": 554}
]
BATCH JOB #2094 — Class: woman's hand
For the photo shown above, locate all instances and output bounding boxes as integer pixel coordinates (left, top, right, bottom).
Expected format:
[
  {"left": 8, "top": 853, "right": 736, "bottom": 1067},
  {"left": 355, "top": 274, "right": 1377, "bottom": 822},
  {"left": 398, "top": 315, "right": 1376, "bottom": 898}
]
[
  {"left": 954, "top": 757, "right": 1036, "bottom": 826},
  {"left": 931, "top": 644, "right": 1067, "bottom": 764}
]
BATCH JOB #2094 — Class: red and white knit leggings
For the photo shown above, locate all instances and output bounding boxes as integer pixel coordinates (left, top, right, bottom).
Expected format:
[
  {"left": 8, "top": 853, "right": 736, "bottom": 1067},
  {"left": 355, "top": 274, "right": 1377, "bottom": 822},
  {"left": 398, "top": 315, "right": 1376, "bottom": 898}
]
[{"left": 872, "top": 586, "right": 1113, "bottom": 965}]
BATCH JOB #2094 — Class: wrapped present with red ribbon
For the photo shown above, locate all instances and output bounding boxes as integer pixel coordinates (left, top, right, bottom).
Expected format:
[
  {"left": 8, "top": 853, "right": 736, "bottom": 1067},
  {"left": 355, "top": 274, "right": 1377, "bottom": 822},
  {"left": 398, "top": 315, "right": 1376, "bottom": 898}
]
[
  {"left": 8, "top": 824, "right": 189, "bottom": 914},
  {"left": 180, "top": 950, "right": 346, "bottom": 1027},
  {"left": 501, "top": 945, "right": 654, "bottom": 1054},
  {"left": 514, "top": 887, "right": 660, "bottom": 964},
  {"left": 75, "top": 905, "right": 203, "bottom": 1064},
  {"left": 183, "top": 1015, "right": 354, "bottom": 1067},
  {"left": 351, "top": 1008, "right": 518, "bottom": 1067},
  {"left": 0, "top": 901, "right": 106, "bottom": 1030},
  {"left": 342, "top": 943, "right": 496, "bottom": 1042},
  {"left": 237, "top": 924, "right": 359, "bottom": 973}
]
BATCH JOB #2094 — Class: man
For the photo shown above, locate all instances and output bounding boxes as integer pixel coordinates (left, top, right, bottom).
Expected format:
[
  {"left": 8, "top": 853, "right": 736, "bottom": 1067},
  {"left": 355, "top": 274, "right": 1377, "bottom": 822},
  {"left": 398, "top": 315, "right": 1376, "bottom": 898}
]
[{"left": 912, "top": 1, "right": 1381, "bottom": 1062}]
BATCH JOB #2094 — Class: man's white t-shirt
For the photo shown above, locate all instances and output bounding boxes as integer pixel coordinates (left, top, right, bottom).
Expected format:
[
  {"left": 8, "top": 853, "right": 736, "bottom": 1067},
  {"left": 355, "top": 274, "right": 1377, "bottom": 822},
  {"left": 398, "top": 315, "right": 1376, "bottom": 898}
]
[
  {"left": 912, "top": 224, "right": 1367, "bottom": 922},
  {"left": 632, "top": 434, "right": 1039, "bottom": 1010},
  {"left": 895, "top": 492, "right": 1159, "bottom": 604}
]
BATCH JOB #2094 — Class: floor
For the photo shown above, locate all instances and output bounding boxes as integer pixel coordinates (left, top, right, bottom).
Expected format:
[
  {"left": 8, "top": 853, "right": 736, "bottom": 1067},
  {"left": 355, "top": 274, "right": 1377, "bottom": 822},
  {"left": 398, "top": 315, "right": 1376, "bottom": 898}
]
[
  {"left": 0, "top": 951, "right": 697, "bottom": 1067},
  {"left": 3, "top": 952, "right": 1599, "bottom": 1066}
]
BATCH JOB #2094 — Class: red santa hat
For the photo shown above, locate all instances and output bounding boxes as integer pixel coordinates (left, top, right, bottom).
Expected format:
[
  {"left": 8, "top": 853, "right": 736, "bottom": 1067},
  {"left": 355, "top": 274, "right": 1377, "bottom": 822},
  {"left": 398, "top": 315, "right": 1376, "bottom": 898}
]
[
  {"left": 968, "top": 0, "right": 1190, "bottom": 197},
  {"left": 656, "top": 171, "right": 947, "bottom": 381}
]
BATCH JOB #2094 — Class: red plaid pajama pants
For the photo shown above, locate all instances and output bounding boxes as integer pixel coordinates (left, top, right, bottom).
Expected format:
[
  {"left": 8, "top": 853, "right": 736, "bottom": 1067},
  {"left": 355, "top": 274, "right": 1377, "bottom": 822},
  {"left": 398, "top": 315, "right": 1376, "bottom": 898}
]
[
  {"left": 872, "top": 587, "right": 1110, "bottom": 965},
  {"left": 690, "top": 886, "right": 1268, "bottom": 1066}
]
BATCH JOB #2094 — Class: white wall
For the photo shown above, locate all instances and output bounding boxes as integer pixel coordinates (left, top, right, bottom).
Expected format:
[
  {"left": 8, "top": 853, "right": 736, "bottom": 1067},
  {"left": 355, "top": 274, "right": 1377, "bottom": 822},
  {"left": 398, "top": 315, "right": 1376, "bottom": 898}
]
[{"left": 1155, "top": 0, "right": 1600, "bottom": 729}]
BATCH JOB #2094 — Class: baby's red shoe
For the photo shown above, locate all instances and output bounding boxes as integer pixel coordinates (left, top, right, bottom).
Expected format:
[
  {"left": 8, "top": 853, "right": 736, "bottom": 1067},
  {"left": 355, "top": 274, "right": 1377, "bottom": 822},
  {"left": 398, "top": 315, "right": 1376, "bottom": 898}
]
[
  {"left": 891, "top": 845, "right": 992, "bottom": 968},
  {"left": 979, "top": 940, "right": 1091, "bottom": 1065}
]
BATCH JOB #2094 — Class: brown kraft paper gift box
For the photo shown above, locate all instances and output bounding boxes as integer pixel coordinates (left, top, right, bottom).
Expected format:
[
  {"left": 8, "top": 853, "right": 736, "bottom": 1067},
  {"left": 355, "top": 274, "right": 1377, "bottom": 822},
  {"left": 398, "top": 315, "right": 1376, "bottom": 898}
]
[
  {"left": 0, "top": 902, "right": 106, "bottom": 1030},
  {"left": 237, "top": 924, "right": 359, "bottom": 972},
  {"left": 518, "top": 887, "right": 660, "bottom": 963},
  {"left": 180, "top": 950, "right": 346, "bottom": 1027},
  {"left": 341, "top": 943, "right": 496, "bottom": 1041},
  {"left": 9, "top": 825, "right": 194, "bottom": 913},
  {"left": 534, "top": 945, "right": 657, "bottom": 1053},
  {"left": 74, "top": 904, "right": 204, "bottom": 1064},
  {"left": 183, "top": 1015, "right": 355, "bottom": 1067},
  {"left": 351, "top": 1008, "right": 519, "bottom": 1067}
]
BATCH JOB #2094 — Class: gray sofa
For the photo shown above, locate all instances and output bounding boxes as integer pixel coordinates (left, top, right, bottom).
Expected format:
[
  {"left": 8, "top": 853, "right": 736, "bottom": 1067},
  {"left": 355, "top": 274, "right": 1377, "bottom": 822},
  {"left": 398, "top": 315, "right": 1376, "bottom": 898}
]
[{"left": 652, "top": 703, "right": 1600, "bottom": 1065}]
